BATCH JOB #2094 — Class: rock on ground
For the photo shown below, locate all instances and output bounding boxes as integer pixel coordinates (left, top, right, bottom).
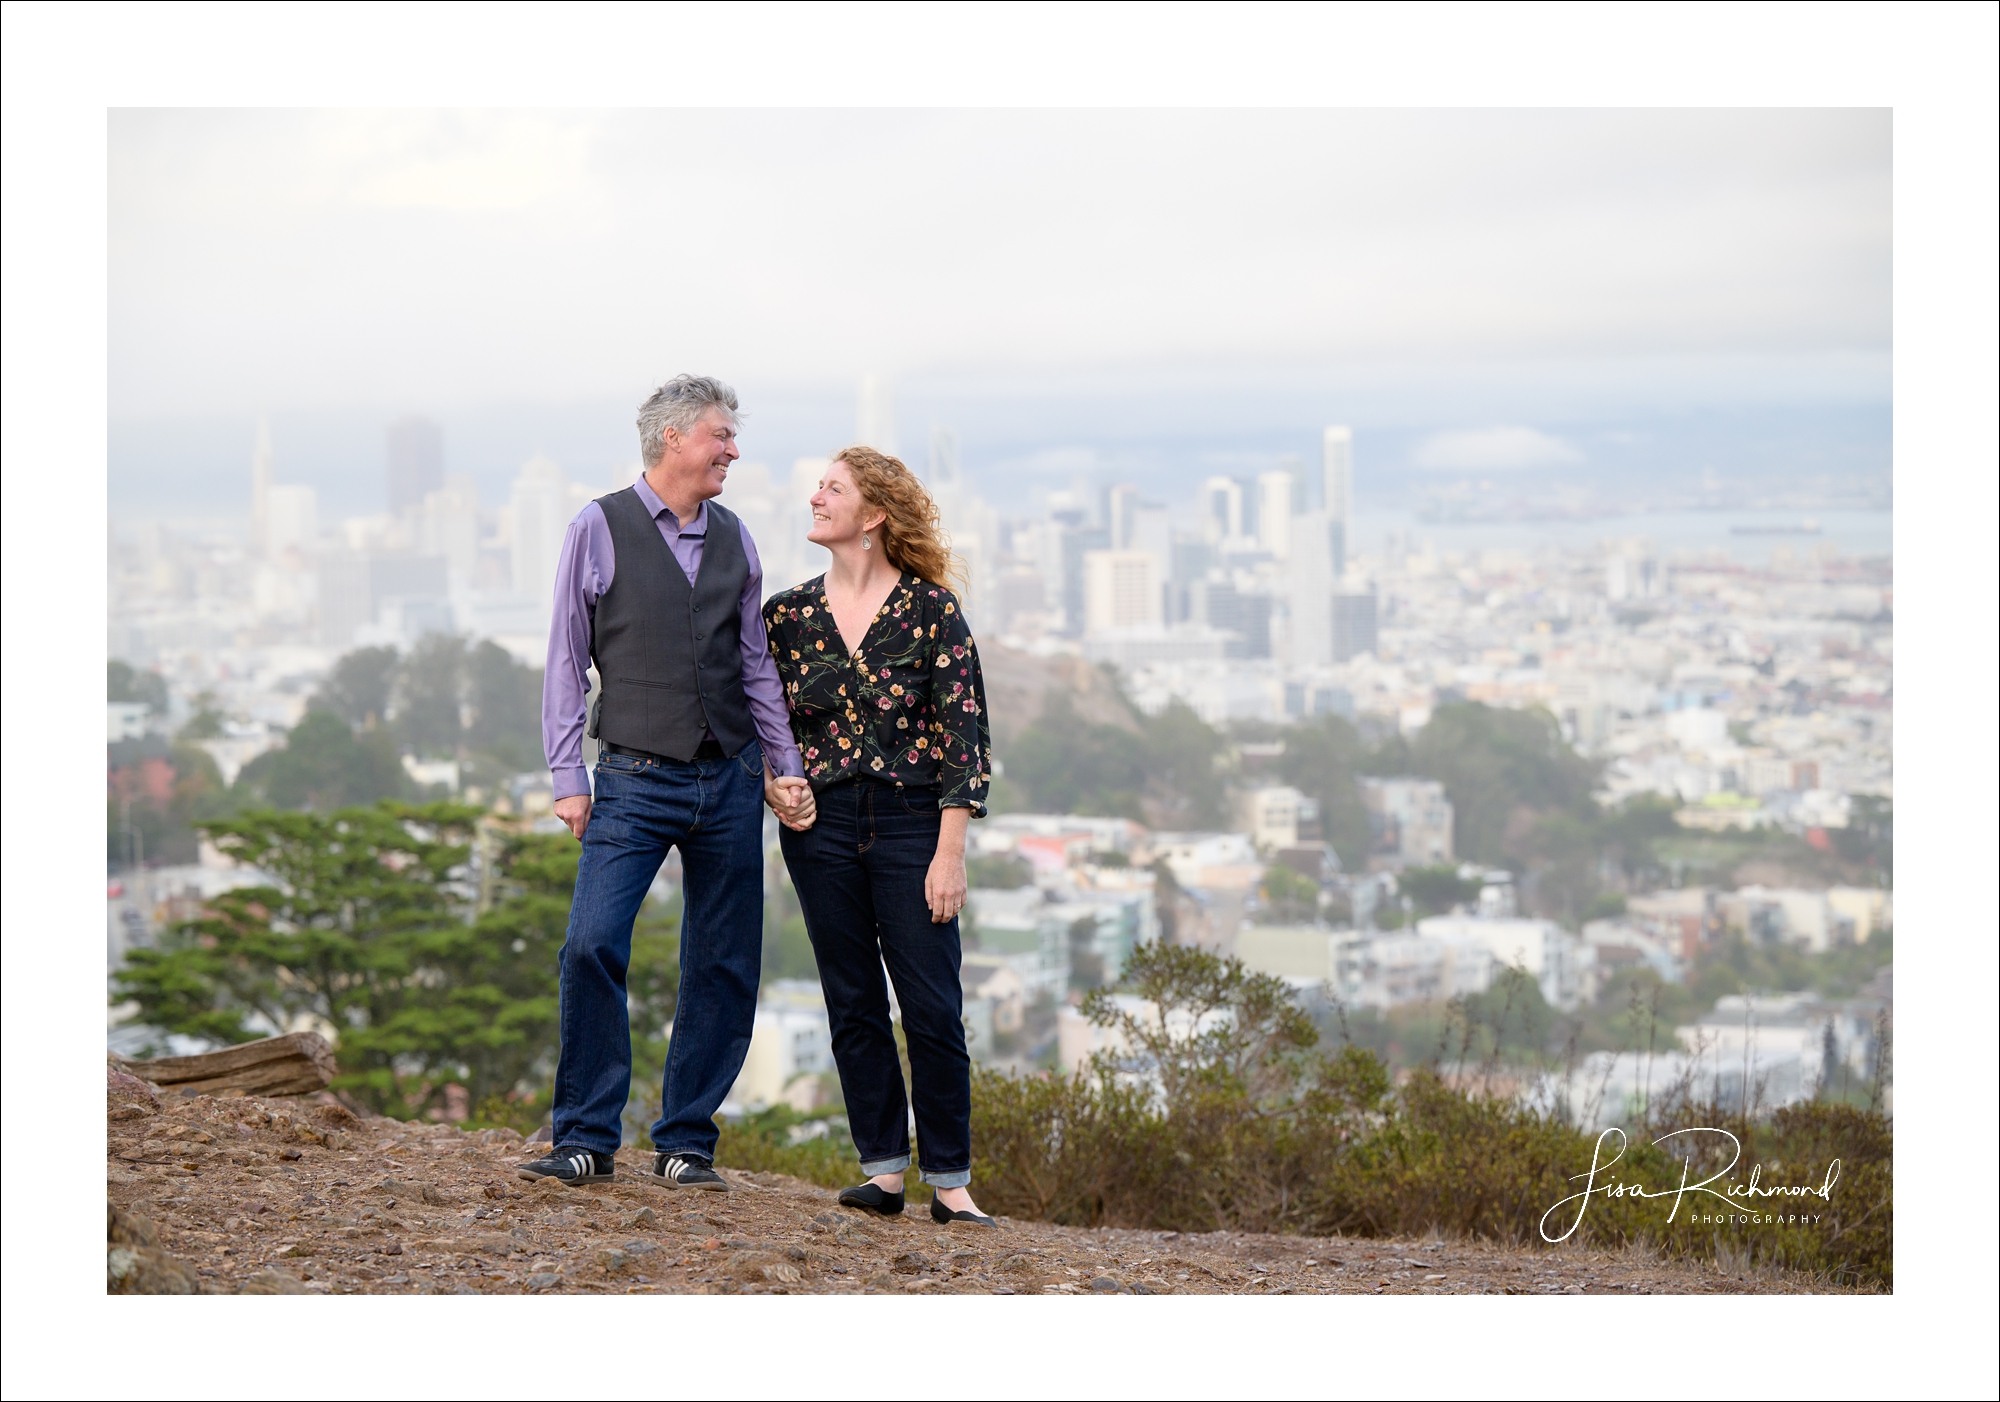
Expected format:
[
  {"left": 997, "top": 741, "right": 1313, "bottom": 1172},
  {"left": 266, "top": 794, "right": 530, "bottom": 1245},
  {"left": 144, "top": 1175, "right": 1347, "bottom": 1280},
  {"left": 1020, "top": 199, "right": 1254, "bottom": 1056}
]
[{"left": 105, "top": 1088, "right": 1854, "bottom": 1296}]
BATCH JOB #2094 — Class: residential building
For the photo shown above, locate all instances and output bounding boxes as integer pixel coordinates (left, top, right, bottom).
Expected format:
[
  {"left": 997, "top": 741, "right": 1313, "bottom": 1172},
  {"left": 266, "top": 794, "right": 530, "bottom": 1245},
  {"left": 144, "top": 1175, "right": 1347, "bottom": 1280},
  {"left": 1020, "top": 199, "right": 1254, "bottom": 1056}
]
[
  {"left": 965, "top": 886, "right": 1069, "bottom": 999},
  {"left": 1360, "top": 777, "right": 1454, "bottom": 867},
  {"left": 726, "top": 979, "right": 834, "bottom": 1113},
  {"left": 1237, "top": 784, "right": 1313, "bottom": 852},
  {"left": 1416, "top": 914, "right": 1587, "bottom": 1009}
]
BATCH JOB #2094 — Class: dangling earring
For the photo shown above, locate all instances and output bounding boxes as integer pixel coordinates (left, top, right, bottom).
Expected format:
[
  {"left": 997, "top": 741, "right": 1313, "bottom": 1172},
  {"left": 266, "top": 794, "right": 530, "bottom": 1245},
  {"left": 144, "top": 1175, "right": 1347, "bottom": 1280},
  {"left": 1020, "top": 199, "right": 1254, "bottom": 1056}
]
[{"left": 862, "top": 534, "right": 871, "bottom": 550}]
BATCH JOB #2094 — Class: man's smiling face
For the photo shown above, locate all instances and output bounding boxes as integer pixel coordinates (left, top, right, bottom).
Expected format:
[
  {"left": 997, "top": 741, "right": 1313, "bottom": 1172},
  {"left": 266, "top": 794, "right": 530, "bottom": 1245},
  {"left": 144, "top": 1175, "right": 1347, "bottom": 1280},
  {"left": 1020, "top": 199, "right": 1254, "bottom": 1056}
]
[{"left": 650, "top": 405, "right": 741, "bottom": 506}]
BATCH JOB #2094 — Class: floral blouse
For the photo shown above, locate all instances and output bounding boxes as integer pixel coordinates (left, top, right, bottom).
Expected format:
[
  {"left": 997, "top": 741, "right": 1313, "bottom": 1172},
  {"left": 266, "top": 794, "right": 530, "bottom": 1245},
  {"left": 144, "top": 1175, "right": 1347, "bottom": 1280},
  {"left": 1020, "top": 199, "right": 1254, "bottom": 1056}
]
[{"left": 762, "top": 572, "right": 991, "bottom": 816}]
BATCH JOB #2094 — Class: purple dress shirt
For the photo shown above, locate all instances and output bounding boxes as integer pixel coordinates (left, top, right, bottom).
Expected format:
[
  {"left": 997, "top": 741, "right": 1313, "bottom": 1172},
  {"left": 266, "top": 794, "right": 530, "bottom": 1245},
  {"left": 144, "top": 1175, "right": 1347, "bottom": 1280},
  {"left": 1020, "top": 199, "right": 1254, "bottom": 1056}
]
[{"left": 543, "top": 477, "right": 804, "bottom": 801}]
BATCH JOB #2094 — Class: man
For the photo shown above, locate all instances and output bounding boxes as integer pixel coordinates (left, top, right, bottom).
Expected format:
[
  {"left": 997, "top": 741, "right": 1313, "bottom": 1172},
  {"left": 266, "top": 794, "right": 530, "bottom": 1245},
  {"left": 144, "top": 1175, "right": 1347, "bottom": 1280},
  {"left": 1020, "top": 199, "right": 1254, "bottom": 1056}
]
[{"left": 518, "top": 374, "right": 815, "bottom": 1192}]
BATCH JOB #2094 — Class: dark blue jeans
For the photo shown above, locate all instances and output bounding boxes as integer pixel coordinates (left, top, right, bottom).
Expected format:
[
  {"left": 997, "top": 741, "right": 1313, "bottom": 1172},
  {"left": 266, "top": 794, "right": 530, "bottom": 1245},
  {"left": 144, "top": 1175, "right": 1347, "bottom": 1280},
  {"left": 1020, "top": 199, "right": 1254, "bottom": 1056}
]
[
  {"left": 552, "top": 741, "right": 765, "bottom": 1160},
  {"left": 779, "top": 780, "right": 971, "bottom": 1188}
]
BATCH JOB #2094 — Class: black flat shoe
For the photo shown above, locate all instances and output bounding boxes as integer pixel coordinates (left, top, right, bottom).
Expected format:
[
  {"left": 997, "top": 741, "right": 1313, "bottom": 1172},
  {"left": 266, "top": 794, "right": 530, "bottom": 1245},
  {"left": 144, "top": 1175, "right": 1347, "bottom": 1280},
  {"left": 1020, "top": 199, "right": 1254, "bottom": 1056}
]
[
  {"left": 838, "top": 1182, "right": 905, "bottom": 1216},
  {"left": 931, "top": 1197, "right": 996, "bottom": 1227}
]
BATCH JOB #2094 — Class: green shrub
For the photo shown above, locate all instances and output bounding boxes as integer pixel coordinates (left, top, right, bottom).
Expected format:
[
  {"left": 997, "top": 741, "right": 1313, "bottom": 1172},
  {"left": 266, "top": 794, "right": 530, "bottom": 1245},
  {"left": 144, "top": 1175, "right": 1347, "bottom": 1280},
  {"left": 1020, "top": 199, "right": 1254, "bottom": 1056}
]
[{"left": 968, "top": 941, "right": 1890, "bottom": 1289}]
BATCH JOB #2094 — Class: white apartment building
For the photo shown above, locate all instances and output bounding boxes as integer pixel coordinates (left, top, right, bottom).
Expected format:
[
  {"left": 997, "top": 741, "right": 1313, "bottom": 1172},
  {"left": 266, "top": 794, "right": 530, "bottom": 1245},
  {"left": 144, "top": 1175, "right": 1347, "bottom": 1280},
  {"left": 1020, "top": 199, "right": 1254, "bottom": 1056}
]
[
  {"left": 1416, "top": 914, "right": 1588, "bottom": 1010},
  {"left": 1083, "top": 549, "right": 1163, "bottom": 633},
  {"left": 1237, "top": 784, "right": 1311, "bottom": 852}
]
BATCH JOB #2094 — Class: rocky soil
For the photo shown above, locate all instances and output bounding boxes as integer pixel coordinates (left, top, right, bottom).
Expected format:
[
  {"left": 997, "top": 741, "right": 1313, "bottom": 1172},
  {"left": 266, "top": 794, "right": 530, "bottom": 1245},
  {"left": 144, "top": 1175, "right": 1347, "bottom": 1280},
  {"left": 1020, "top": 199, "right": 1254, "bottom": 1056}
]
[{"left": 107, "top": 1072, "right": 1841, "bottom": 1296}]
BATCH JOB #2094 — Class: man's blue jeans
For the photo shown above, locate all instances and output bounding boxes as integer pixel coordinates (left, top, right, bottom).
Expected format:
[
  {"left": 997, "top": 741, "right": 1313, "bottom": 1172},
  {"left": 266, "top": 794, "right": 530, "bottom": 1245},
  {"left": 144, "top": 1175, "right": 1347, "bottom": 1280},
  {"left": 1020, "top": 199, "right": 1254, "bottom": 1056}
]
[{"left": 551, "top": 742, "right": 764, "bottom": 1160}]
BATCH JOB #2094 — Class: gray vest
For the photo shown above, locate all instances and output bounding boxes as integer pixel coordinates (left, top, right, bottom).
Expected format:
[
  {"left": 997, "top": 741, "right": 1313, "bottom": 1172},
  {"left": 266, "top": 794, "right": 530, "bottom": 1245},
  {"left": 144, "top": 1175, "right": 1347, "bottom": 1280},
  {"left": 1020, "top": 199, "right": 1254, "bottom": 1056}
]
[{"left": 588, "top": 488, "right": 755, "bottom": 762}]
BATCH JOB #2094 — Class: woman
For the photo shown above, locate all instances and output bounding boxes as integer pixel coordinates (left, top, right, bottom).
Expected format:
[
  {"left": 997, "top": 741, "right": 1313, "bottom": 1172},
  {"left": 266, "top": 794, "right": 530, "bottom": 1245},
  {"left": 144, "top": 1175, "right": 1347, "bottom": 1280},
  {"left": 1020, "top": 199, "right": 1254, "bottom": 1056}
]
[{"left": 759, "top": 445, "right": 996, "bottom": 1227}]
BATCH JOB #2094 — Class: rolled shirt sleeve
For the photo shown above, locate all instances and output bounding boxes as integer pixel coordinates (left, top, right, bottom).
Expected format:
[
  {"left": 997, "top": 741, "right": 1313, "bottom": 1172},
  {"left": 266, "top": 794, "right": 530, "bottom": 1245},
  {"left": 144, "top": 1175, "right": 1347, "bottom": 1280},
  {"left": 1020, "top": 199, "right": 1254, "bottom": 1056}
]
[
  {"left": 737, "top": 522, "right": 804, "bottom": 778},
  {"left": 543, "top": 502, "right": 612, "bottom": 802},
  {"left": 931, "top": 595, "right": 992, "bottom": 816}
]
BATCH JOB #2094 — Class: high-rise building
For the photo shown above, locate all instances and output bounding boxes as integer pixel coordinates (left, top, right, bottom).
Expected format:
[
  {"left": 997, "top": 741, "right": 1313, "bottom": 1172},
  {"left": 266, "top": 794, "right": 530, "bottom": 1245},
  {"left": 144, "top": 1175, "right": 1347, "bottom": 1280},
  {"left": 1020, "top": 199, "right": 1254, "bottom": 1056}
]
[
  {"left": 1322, "top": 427, "right": 1353, "bottom": 526},
  {"left": 1083, "top": 550, "right": 1163, "bottom": 633},
  {"left": 1257, "top": 470, "right": 1294, "bottom": 559},
  {"left": 250, "top": 418, "right": 274, "bottom": 556},
  {"left": 1201, "top": 476, "right": 1243, "bottom": 545},
  {"left": 857, "top": 374, "right": 897, "bottom": 456},
  {"left": 1100, "top": 483, "right": 1139, "bottom": 548},
  {"left": 1060, "top": 525, "right": 1111, "bottom": 635},
  {"left": 1200, "top": 580, "right": 1272, "bottom": 659},
  {"left": 1287, "top": 510, "right": 1333, "bottom": 667},
  {"left": 421, "top": 475, "right": 480, "bottom": 584},
  {"left": 1332, "top": 586, "right": 1378, "bottom": 662},
  {"left": 1278, "top": 454, "right": 1309, "bottom": 512},
  {"left": 509, "top": 455, "right": 571, "bottom": 611},
  {"left": 1169, "top": 536, "right": 1212, "bottom": 622},
  {"left": 387, "top": 417, "right": 445, "bottom": 515}
]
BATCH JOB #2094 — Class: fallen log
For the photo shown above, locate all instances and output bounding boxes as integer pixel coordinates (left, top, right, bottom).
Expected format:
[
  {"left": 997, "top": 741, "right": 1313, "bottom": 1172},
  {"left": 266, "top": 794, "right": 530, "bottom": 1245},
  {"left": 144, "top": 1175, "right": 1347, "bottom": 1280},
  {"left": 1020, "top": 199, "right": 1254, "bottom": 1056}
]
[{"left": 113, "top": 1031, "right": 337, "bottom": 1098}]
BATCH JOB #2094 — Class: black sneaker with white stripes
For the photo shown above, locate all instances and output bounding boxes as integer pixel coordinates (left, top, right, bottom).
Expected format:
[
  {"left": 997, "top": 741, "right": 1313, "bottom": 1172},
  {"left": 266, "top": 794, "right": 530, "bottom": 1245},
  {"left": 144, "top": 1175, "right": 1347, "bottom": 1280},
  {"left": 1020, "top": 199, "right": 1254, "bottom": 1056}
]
[
  {"left": 649, "top": 1152, "right": 729, "bottom": 1192},
  {"left": 517, "top": 1145, "right": 616, "bottom": 1185}
]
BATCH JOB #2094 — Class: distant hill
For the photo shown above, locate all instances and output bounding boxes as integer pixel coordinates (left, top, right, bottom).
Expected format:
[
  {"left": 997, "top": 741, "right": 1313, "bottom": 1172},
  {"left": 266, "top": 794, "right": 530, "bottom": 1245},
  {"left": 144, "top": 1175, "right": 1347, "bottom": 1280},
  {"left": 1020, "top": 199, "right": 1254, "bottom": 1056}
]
[{"left": 977, "top": 642, "right": 1139, "bottom": 748}]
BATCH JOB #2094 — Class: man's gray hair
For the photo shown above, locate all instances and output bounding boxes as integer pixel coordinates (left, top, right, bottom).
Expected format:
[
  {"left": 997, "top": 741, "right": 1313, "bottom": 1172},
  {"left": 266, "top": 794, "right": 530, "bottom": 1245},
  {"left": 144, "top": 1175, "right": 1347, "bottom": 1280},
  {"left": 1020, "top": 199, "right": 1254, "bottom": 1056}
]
[{"left": 637, "top": 375, "right": 740, "bottom": 468}]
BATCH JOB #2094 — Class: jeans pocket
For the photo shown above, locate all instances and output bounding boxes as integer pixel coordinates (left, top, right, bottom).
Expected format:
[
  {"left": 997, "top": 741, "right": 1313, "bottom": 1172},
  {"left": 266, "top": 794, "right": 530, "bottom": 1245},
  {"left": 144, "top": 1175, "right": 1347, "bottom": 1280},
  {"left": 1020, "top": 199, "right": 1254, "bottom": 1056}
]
[
  {"left": 735, "top": 740, "right": 764, "bottom": 778},
  {"left": 898, "top": 786, "right": 943, "bottom": 816},
  {"left": 596, "top": 752, "right": 643, "bottom": 776}
]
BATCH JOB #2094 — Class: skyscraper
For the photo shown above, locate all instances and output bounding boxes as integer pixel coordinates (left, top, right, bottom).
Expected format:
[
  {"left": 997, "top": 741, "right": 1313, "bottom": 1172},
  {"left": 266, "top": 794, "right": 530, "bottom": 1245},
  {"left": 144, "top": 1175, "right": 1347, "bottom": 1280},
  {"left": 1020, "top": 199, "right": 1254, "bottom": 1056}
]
[
  {"left": 1287, "top": 510, "right": 1334, "bottom": 667},
  {"left": 421, "top": 475, "right": 481, "bottom": 584},
  {"left": 1103, "top": 483, "right": 1140, "bottom": 548},
  {"left": 1332, "top": 587, "right": 1378, "bottom": 662},
  {"left": 1201, "top": 476, "right": 1243, "bottom": 545},
  {"left": 1322, "top": 426, "right": 1354, "bottom": 577},
  {"left": 1257, "top": 470, "right": 1294, "bottom": 559},
  {"left": 388, "top": 416, "right": 445, "bottom": 515},
  {"left": 509, "top": 454, "right": 570, "bottom": 611},
  {"left": 857, "top": 374, "right": 897, "bottom": 456},
  {"left": 1322, "top": 426, "right": 1354, "bottom": 527}
]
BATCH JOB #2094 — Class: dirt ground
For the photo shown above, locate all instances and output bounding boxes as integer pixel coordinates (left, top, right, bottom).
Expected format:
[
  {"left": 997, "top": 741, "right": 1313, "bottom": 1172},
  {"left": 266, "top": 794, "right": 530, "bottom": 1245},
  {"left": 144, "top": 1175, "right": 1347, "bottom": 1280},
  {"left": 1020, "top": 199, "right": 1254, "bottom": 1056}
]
[{"left": 107, "top": 1082, "right": 1844, "bottom": 1296}]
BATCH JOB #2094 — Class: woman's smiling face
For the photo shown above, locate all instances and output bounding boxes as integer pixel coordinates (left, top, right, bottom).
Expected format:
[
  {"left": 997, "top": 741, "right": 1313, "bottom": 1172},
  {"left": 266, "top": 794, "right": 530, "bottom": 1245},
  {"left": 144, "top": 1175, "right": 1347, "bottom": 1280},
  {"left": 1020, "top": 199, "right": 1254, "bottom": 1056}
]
[{"left": 807, "top": 462, "right": 885, "bottom": 547}]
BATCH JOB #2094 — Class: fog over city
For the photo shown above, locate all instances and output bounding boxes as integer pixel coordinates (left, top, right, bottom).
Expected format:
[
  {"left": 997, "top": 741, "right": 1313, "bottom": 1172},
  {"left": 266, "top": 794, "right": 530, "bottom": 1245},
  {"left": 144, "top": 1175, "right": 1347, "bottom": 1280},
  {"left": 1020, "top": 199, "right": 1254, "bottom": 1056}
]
[{"left": 113, "top": 108, "right": 1888, "bottom": 521}]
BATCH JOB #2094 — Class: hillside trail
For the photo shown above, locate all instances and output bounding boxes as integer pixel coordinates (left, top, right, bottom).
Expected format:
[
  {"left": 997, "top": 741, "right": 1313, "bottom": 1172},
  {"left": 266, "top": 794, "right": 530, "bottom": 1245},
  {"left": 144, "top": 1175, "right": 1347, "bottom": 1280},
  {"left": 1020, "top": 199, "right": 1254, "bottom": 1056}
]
[{"left": 107, "top": 1080, "right": 1847, "bottom": 1296}]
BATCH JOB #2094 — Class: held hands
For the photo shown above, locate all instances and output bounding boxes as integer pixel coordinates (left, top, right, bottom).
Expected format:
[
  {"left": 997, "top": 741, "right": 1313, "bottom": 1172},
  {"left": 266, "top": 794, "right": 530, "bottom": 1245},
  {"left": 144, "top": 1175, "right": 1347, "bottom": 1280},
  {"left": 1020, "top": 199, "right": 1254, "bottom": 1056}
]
[{"left": 764, "top": 772, "right": 817, "bottom": 831}]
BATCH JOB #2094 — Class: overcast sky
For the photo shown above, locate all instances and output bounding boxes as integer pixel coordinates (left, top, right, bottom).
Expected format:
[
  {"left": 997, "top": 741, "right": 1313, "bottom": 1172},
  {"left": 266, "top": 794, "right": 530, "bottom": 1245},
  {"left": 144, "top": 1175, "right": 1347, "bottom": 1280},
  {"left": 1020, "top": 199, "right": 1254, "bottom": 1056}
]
[{"left": 108, "top": 108, "right": 1890, "bottom": 513}]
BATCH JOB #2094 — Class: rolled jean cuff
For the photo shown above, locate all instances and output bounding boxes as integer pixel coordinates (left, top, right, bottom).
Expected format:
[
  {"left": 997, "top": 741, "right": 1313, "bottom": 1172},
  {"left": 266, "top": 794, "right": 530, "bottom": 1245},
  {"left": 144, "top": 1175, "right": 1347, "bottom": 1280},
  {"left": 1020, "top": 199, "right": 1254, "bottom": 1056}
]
[
  {"left": 920, "top": 1167, "right": 971, "bottom": 1189},
  {"left": 858, "top": 1153, "right": 910, "bottom": 1176}
]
